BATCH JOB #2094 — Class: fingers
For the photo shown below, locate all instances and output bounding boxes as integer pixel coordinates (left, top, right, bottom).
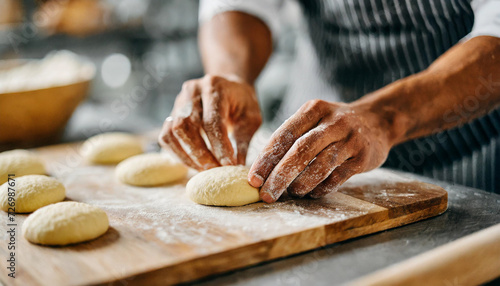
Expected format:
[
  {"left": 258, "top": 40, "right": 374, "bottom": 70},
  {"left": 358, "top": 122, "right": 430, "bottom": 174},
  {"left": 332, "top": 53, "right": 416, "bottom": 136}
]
[
  {"left": 235, "top": 134, "right": 251, "bottom": 165},
  {"left": 308, "top": 156, "right": 364, "bottom": 199},
  {"left": 258, "top": 122, "right": 347, "bottom": 203},
  {"left": 201, "top": 82, "right": 236, "bottom": 166},
  {"left": 171, "top": 116, "right": 220, "bottom": 170},
  {"left": 248, "top": 100, "right": 329, "bottom": 189},
  {"left": 160, "top": 75, "right": 262, "bottom": 169},
  {"left": 158, "top": 118, "right": 201, "bottom": 170},
  {"left": 159, "top": 80, "right": 220, "bottom": 170},
  {"left": 287, "top": 140, "right": 352, "bottom": 198}
]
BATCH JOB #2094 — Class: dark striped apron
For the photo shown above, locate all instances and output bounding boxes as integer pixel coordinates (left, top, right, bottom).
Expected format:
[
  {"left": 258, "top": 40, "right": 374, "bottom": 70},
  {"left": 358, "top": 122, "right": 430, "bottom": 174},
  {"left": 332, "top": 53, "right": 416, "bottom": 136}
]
[{"left": 275, "top": 0, "right": 500, "bottom": 193}]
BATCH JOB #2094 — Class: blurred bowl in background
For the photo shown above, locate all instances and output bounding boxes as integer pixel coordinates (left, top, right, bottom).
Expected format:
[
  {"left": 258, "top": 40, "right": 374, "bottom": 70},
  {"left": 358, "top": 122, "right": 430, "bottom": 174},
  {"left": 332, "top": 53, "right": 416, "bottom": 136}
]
[
  {"left": 0, "top": 51, "right": 95, "bottom": 151},
  {"left": 0, "top": 0, "right": 23, "bottom": 27}
]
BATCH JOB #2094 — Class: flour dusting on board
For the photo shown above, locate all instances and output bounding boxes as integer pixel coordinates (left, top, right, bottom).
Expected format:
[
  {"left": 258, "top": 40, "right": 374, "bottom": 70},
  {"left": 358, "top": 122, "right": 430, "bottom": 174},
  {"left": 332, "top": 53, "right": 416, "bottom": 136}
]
[
  {"left": 40, "top": 133, "right": 420, "bottom": 256},
  {"left": 48, "top": 164, "right": 378, "bottom": 254},
  {"left": 344, "top": 169, "right": 413, "bottom": 187}
]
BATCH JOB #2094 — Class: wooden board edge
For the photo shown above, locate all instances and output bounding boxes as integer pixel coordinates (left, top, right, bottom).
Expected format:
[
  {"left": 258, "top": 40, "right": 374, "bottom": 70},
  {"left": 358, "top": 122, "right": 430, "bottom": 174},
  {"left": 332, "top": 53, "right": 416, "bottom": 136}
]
[
  {"left": 326, "top": 201, "right": 447, "bottom": 244},
  {"left": 93, "top": 201, "right": 447, "bottom": 286},
  {"left": 93, "top": 226, "right": 326, "bottom": 286},
  {"left": 347, "top": 223, "right": 500, "bottom": 286}
]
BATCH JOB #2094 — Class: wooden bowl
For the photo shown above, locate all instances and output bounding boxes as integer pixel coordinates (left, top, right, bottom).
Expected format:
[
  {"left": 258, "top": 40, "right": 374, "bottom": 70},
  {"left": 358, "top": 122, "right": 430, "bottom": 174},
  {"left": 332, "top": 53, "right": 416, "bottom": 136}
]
[{"left": 0, "top": 59, "right": 95, "bottom": 151}]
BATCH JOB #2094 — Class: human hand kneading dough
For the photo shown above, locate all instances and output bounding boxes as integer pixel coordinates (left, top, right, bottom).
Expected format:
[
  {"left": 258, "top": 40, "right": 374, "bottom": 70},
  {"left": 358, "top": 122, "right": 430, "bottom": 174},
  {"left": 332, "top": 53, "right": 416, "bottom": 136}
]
[
  {"left": 248, "top": 100, "right": 393, "bottom": 203},
  {"left": 158, "top": 74, "right": 262, "bottom": 171}
]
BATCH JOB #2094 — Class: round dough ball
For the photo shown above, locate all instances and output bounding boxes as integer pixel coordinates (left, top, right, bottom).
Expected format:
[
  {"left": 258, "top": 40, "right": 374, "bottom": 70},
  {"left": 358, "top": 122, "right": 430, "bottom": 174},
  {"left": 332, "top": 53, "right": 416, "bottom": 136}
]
[
  {"left": 81, "top": 132, "right": 143, "bottom": 164},
  {"left": 116, "top": 153, "right": 188, "bottom": 186},
  {"left": 186, "top": 166, "right": 260, "bottom": 206},
  {"left": 0, "top": 175, "right": 65, "bottom": 213},
  {"left": 0, "top": 149, "right": 45, "bottom": 184},
  {"left": 23, "top": 201, "right": 109, "bottom": 246}
]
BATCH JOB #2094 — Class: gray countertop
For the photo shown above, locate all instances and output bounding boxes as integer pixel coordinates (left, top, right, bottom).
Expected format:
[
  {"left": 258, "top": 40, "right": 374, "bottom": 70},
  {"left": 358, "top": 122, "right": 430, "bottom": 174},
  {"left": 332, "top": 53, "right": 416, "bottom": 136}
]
[{"left": 192, "top": 172, "right": 500, "bottom": 286}]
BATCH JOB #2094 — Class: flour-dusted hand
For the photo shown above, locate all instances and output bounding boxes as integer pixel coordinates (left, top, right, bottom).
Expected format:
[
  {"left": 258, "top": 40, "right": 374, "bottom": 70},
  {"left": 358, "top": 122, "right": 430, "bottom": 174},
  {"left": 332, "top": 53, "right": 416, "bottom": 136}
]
[
  {"left": 248, "top": 99, "right": 395, "bottom": 203},
  {"left": 159, "top": 74, "right": 262, "bottom": 171}
]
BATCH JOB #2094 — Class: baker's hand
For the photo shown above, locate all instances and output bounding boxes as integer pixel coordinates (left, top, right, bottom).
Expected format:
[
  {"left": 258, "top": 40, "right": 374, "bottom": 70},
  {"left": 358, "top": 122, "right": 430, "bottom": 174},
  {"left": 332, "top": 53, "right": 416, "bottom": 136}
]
[
  {"left": 159, "top": 74, "right": 262, "bottom": 171},
  {"left": 248, "top": 99, "right": 393, "bottom": 203}
]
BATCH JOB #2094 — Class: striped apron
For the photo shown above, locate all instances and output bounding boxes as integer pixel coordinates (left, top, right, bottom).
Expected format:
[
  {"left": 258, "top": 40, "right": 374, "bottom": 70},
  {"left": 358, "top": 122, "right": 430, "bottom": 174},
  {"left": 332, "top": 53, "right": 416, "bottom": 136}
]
[{"left": 275, "top": 0, "right": 500, "bottom": 193}]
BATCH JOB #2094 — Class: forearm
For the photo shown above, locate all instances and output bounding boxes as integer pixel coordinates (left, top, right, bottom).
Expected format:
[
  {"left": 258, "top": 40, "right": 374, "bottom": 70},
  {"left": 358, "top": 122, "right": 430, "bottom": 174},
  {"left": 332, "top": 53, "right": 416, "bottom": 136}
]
[
  {"left": 199, "top": 11, "right": 273, "bottom": 85},
  {"left": 352, "top": 36, "right": 500, "bottom": 147}
]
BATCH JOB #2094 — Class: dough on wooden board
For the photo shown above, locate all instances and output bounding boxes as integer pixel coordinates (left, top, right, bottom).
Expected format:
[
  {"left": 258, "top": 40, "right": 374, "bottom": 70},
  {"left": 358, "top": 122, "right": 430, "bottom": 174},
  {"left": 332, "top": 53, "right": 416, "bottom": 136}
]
[
  {"left": 23, "top": 201, "right": 109, "bottom": 245},
  {"left": 81, "top": 132, "right": 143, "bottom": 164},
  {"left": 186, "top": 166, "right": 260, "bottom": 206},
  {"left": 0, "top": 149, "right": 45, "bottom": 184},
  {"left": 0, "top": 175, "right": 65, "bottom": 213},
  {"left": 116, "top": 153, "right": 188, "bottom": 186}
]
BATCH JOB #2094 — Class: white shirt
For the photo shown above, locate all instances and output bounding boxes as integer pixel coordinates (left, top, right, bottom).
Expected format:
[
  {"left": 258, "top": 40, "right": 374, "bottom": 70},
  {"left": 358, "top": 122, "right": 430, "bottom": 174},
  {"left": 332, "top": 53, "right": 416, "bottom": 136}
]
[{"left": 199, "top": 0, "right": 500, "bottom": 40}]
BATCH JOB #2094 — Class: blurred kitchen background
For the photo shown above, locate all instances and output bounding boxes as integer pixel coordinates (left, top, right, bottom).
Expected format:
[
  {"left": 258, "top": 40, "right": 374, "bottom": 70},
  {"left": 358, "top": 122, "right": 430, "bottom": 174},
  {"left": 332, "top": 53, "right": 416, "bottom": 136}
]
[{"left": 0, "top": 0, "right": 300, "bottom": 148}]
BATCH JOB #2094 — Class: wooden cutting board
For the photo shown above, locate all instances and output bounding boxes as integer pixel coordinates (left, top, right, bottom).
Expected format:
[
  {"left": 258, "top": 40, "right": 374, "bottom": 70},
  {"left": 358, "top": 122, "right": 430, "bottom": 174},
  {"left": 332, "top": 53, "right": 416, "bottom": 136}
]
[{"left": 0, "top": 141, "right": 447, "bottom": 286}]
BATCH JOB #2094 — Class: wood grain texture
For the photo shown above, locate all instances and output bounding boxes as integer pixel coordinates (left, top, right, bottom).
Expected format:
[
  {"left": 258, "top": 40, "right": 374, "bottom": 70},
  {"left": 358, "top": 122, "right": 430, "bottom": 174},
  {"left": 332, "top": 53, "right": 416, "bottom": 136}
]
[{"left": 0, "top": 141, "right": 448, "bottom": 286}]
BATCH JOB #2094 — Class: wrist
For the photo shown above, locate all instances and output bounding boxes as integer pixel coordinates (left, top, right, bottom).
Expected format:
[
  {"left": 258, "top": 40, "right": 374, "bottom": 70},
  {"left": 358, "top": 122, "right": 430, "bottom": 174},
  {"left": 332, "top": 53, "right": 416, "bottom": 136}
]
[
  {"left": 205, "top": 73, "right": 254, "bottom": 86},
  {"left": 350, "top": 97, "right": 409, "bottom": 149}
]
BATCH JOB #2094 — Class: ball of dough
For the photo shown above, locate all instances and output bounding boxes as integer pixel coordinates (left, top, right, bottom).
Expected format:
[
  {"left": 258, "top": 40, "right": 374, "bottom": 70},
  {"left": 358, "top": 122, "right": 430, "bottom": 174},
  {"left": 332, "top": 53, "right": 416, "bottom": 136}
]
[
  {"left": 0, "top": 149, "right": 45, "bottom": 184},
  {"left": 186, "top": 166, "right": 260, "bottom": 206},
  {"left": 81, "top": 132, "right": 143, "bottom": 164},
  {"left": 23, "top": 201, "right": 109, "bottom": 246},
  {"left": 0, "top": 175, "right": 65, "bottom": 213},
  {"left": 116, "top": 153, "right": 188, "bottom": 186}
]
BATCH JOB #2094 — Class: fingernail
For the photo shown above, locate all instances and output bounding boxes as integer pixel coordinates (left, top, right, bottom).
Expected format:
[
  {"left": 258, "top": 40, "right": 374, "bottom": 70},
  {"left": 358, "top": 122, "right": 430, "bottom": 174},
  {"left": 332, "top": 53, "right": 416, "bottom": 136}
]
[
  {"left": 221, "top": 158, "right": 233, "bottom": 166},
  {"left": 261, "top": 192, "right": 275, "bottom": 203},
  {"left": 249, "top": 173, "right": 264, "bottom": 187}
]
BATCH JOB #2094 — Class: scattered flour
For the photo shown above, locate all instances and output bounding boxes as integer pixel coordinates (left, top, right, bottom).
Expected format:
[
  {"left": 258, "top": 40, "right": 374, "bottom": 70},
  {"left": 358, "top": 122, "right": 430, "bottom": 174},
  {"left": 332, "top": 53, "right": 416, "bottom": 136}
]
[{"left": 34, "top": 133, "right": 421, "bottom": 257}]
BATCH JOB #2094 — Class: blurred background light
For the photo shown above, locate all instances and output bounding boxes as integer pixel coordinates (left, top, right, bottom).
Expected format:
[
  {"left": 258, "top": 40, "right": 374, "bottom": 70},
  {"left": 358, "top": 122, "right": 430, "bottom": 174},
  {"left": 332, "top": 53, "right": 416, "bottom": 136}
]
[{"left": 101, "top": 53, "right": 131, "bottom": 88}]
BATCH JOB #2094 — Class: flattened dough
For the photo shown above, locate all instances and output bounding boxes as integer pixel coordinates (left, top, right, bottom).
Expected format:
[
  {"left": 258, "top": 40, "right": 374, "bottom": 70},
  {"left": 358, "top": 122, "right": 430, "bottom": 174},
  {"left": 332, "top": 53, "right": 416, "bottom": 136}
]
[
  {"left": 186, "top": 166, "right": 260, "bottom": 206},
  {"left": 23, "top": 201, "right": 109, "bottom": 245},
  {"left": 0, "top": 149, "right": 45, "bottom": 184},
  {"left": 81, "top": 132, "right": 143, "bottom": 164},
  {"left": 116, "top": 153, "right": 188, "bottom": 186},
  {"left": 0, "top": 175, "right": 65, "bottom": 213}
]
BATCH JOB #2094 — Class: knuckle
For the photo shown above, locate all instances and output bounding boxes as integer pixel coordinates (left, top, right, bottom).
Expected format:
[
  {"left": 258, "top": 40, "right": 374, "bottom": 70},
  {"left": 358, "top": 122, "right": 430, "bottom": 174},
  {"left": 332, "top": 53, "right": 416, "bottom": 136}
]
[
  {"left": 335, "top": 113, "right": 349, "bottom": 126},
  {"left": 181, "top": 82, "right": 189, "bottom": 91},
  {"left": 295, "top": 134, "right": 314, "bottom": 150},
  {"left": 203, "top": 74, "right": 223, "bottom": 86},
  {"left": 171, "top": 117, "right": 190, "bottom": 133},
  {"left": 307, "top": 99, "right": 325, "bottom": 108},
  {"left": 158, "top": 132, "right": 170, "bottom": 145},
  {"left": 301, "top": 99, "right": 327, "bottom": 119},
  {"left": 160, "top": 123, "right": 174, "bottom": 142},
  {"left": 182, "top": 80, "right": 196, "bottom": 91}
]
